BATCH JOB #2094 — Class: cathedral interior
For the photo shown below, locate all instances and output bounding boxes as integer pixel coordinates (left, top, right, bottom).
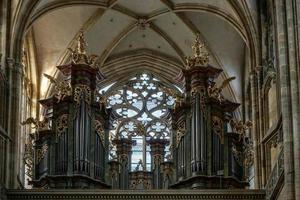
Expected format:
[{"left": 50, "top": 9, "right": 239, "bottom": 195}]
[{"left": 0, "top": 0, "right": 299, "bottom": 200}]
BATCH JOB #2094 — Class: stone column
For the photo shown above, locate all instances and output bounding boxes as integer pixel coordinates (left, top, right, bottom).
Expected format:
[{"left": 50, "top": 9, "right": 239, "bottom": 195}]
[
  {"left": 256, "top": 67, "right": 266, "bottom": 186},
  {"left": 286, "top": 1, "right": 300, "bottom": 199},
  {"left": 250, "top": 71, "right": 261, "bottom": 188},
  {"left": 6, "top": 59, "right": 23, "bottom": 188},
  {"left": 274, "top": 0, "right": 297, "bottom": 199}
]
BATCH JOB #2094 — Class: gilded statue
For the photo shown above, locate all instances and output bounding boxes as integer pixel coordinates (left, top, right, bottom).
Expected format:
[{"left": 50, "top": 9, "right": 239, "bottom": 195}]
[
  {"left": 207, "top": 77, "right": 235, "bottom": 103},
  {"left": 97, "top": 93, "right": 107, "bottom": 112},
  {"left": 159, "top": 86, "right": 184, "bottom": 110},
  {"left": 230, "top": 119, "right": 252, "bottom": 141},
  {"left": 43, "top": 73, "right": 72, "bottom": 103},
  {"left": 68, "top": 30, "right": 100, "bottom": 69},
  {"left": 185, "top": 34, "right": 209, "bottom": 68},
  {"left": 21, "top": 117, "right": 49, "bottom": 132}
]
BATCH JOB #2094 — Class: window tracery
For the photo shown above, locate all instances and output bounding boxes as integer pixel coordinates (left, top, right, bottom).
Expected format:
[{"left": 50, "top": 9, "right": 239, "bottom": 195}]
[{"left": 102, "top": 73, "right": 177, "bottom": 171}]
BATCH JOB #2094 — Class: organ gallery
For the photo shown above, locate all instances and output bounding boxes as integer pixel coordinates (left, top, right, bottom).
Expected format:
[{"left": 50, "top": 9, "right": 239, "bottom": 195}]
[{"left": 0, "top": 1, "right": 296, "bottom": 199}]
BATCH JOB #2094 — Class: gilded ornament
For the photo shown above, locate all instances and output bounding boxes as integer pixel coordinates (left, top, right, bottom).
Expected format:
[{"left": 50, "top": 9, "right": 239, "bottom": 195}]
[
  {"left": 207, "top": 77, "right": 235, "bottom": 103},
  {"left": 161, "top": 161, "right": 173, "bottom": 178},
  {"left": 21, "top": 117, "right": 50, "bottom": 133},
  {"left": 212, "top": 116, "right": 224, "bottom": 144},
  {"left": 153, "top": 154, "right": 163, "bottom": 165},
  {"left": 24, "top": 139, "right": 34, "bottom": 179},
  {"left": 56, "top": 114, "right": 68, "bottom": 137},
  {"left": 130, "top": 165, "right": 152, "bottom": 190},
  {"left": 119, "top": 153, "right": 129, "bottom": 162},
  {"left": 175, "top": 123, "right": 186, "bottom": 148},
  {"left": 95, "top": 120, "right": 105, "bottom": 146},
  {"left": 230, "top": 119, "right": 252, "bottom": 141},
  {"left": 130, "top": 179, "right": 151, "bottom": 190},
  {"left": 185, "top": 34, "right": 209, "bottom": 68},
  {"left": 159, "top": 86, "right": 184, "bottom": 111},
  {"left": 43, "top": 73, "right": 72, "bottom": 103},
  {"left": 191, "top": 86, "right": 207, "bottom": 114},
  {"left": 244, "top": 139, "right": 254, "bottom": 167},
  {"left": 68, "top": 30, "right": 100, "bottom": 69},
  {"left": 232, "top": 145, "right": 243, "bottom": 166},
  {"left": 96, "top": 92, "right": 108, "bottom": 112},
  {"left": 109, "top": 163, "right": 119, "bottom": 178},
  {"left": 73, "top": 84, "right": 91, "bottom": 105},
  {"left": 36, "top": 143, "right": 48, "bottom": 163}
]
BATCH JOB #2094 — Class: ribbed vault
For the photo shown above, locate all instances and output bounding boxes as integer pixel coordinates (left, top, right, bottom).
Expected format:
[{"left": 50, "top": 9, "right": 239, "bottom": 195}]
[{"left": 13, "top": 0, "right": 259, "bottom": 116}]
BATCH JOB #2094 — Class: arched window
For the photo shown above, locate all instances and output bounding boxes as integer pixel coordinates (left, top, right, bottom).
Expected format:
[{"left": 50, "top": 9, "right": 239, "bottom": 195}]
[{"left": 102, "top": 73, "right": 176, "bottom": 171}]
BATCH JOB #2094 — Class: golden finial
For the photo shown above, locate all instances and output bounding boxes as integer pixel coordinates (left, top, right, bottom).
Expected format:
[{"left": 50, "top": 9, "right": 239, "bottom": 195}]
[
  {"left": 186, "top": 34, "right": 209, "bottom": 68},
  {"left": 76, "top": 30, "right": 87, "bottom": 55},
  {"left": 68, "top": 29, "right": 100, "bottom": 69}
]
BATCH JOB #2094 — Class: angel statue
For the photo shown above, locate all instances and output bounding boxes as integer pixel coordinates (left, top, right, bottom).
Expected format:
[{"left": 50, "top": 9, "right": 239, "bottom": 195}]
[
  {"left": 43, "top": 73, "right": 72, "bottom": 103},
  {"left": 97, "top": 93, "right": 107, "bottom": 112},
  {"left": 230, "top": 119, "right": 252, "bottom": 141},
  {"left": 21, "top": 117, "right": 49, "bottom": 131},
  {"left": 207, "top": 77, "right": 235, "bottom": 103},
  {"left": 21, "top": 117, "right": 50, "bottom": 140},
  {"left": 68, "top": 30, "right": 100, "bottom": 69},
  {"left": 159, "top": 86, "right": 184, "bottom": 110}
]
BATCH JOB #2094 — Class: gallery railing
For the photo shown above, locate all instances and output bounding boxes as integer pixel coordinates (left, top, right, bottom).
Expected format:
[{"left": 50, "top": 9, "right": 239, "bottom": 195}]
[{"left": 265, "top": 148, "right": 284, "bottom": 200}]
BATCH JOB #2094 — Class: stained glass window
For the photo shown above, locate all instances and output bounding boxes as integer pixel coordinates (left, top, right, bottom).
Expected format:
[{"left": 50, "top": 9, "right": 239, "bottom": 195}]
[{"left": 102, "top": 73, "right": 177, "bottom": 171}]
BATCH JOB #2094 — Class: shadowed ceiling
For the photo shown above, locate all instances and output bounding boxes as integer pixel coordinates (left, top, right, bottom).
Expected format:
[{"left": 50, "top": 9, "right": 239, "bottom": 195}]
[{"left": 22, "top": 0, "right": 257, "bottom": 107}]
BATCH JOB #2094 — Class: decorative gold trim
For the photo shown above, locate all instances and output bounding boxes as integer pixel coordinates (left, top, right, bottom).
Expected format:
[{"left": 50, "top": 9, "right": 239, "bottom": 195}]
[
  {"left": 56, "top": 114, "right": 68, "bottom": 137},
  {"left": 175, "top": 123, "right": 185, "bottom": 148},
  {"left": 207, "top": 77, "right": 235, "bottom": 103},
  {"left": 43, "top": 74, "right": 72, "bottom": 103},
  {"left": 232, "top": 145, "right": 243, "bottom": 166},
  {"left": 21, "top": 117, "right": 50, "bottom": 133},
  {"left": 212, "top": 116, "right": 224, "bottom": 144},
  {"left": 24, "top": 139, "right": 34, "bottom": 179},
  {"left": 73, "top": 84, "right": 91, "bottom": 106},
  {"left": 185, "top": 34, "right": 209, "bottom": 68},
  {"left": 68, "top": 30, "right": 100, "bottom": 69},
  {"left": 36, "top": 143, "right": 48, "bottom": 163},
  {"left": 230, "top": 119, "right": 252, "bottom": 141},
  {"left": 244, "top": 139, "right": 254, "bottom": 167},
  {"left": 95, "top": 119, "right": 105, "bottom": 146},
  {"left": 153, "top": 154, "right": 163, "bottom": 166}
]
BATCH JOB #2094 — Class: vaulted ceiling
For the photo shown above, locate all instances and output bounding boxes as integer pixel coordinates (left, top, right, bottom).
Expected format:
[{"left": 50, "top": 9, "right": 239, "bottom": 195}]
[{"left": 21, "top": 0, "right": 258, "bottom": 107}]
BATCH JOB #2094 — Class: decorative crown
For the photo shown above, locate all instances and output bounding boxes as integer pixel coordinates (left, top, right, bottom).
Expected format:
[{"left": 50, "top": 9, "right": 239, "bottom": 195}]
[
  {"left": 185, "top": 34, "right": 209, "bottom": 68},
  {"left": 68, "top": 30, "right": 100, "bottom": 69}
]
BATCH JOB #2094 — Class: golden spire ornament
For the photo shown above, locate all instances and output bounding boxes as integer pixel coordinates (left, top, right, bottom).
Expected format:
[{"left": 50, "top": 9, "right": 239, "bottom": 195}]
[
  {"left": 185, "top": 34, "right": 209, "bottom": 68},
  {"left": 76, "top": 31, "right": 87, "bottom": 55},
  {"left": 68, "top": 29, "right": 100, "bottom": 69}
]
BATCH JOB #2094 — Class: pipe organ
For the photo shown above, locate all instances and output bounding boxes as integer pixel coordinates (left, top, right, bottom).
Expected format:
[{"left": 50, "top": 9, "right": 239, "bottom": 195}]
[{"left": 22, "top": 33, "right": 253, "bottom": 190}]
